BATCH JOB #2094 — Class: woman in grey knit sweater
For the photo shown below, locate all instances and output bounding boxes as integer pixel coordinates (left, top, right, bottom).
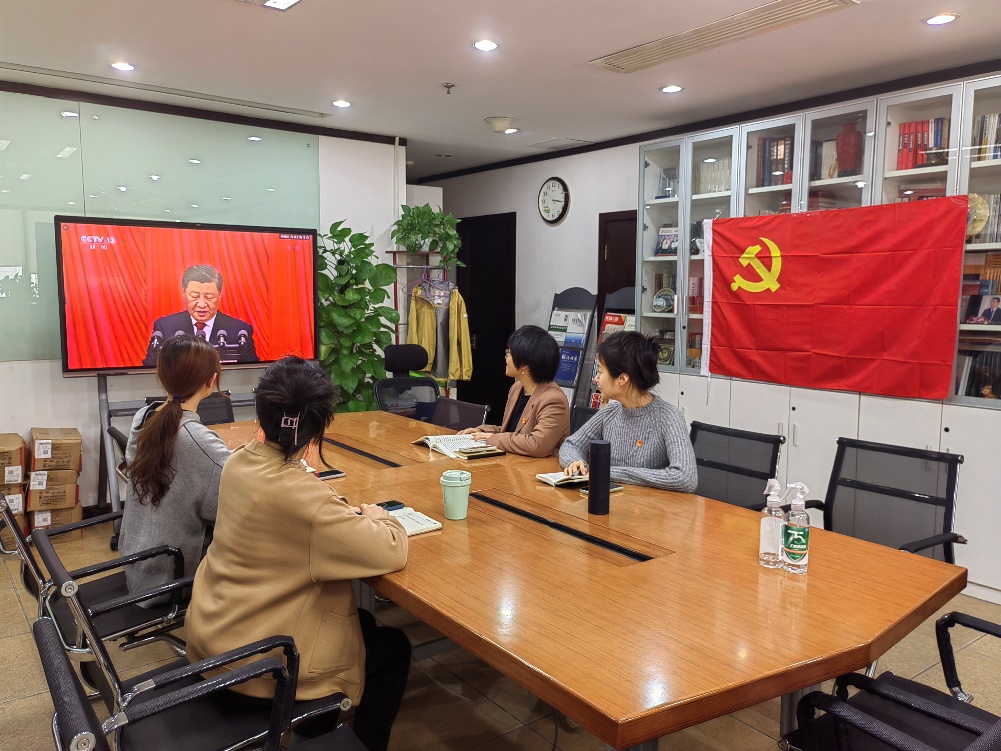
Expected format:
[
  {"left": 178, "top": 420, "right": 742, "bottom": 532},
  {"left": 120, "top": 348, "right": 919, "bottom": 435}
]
[
  {"left": 119, "top": 335, "right": 232, "bottom": 600},
  {"left": 560, "top": 331, "right": 697, "bottom": 492}
]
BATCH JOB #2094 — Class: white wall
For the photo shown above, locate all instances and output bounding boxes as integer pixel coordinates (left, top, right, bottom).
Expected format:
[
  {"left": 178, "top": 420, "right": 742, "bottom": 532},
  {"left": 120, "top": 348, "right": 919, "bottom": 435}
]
[
  {"left": 406, "top": 185, "right": 442, "bottom": 210},
  {"left": 435, "top": 145, "right": 638, "bottom": 328},
  {"left": 1, "top": 134, "right": 403, "bottom": 507}
]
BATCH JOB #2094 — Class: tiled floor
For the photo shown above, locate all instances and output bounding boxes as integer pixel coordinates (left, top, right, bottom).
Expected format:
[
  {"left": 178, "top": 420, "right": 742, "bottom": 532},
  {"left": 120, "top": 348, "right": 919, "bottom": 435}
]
[{"left": 4, "top": 523, "right": 1001, "bottom": 750}]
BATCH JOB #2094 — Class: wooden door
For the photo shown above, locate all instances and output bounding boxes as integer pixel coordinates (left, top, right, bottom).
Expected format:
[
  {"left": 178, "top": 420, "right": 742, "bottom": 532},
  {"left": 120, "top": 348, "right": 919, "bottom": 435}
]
[{"left": 597, "top": 210, "right": 637, "bottom": 309}]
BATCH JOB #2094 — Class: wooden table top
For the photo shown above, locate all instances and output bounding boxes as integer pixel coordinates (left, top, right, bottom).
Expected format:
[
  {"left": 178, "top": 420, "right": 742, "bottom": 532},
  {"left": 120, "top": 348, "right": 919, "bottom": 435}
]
[{"left": 212, "top": 411, "right": 967, "bottom": 749}]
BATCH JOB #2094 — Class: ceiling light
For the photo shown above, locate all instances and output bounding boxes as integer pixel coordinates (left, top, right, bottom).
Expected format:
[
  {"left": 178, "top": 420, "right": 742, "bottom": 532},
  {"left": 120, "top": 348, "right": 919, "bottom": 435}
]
[
  {"left": 189, "top": 159, "right": 201, "bottom": 164},
  {"left": 191, "top": 204, "right": 199, "bottom": 208},
  {"left": 150, "top": 174, "right": 160, "bottom": 181},
  {"left": 504, "top": 128, "right": 518, "bottom": 135},
  {"left": 222, "top": 196, "right": 232, "bottom": 201},
  {"left": 263, "top": 0, "right": 301, "bottom": 9},
  {"left": 117, "top": 186, "right": 127, "bottom": 191},
  {"left": 704, "top": 157, "right": 717, "bottom": 163},
  {"left": 660, "top": 84, "right": 683, "bottom": 94},
  {"left": 68, "top": 201, "right": 75, "bottom": 205},
  {"left": 0, "top": 140, "right": 9, "bottom": 150},
  {"left": 248, "top": 136, "right": 262, "bottom": 142},
  {"left": 925, "top": 13, "right": 958, "bottom": 25},
  {"left": 60, "top": 111, "right": 79, "bottom": 118},
  {"left": 164, "top": 209, "right": 171, "bottom": 213},
  {"left": 89, "top": 194, "right": 97, "bottom": 198},
  {"left": 266, "top": 188, "right": 276, "bottom": 192},
  {"left": 0, "top": 190, "right": 10, "bottom": 193},
  {"left": 56, "top": 147, "right": 77, "bottom": 158},
  {"left": 111, "top": 62, "right": 135, "bottom": 72},
  {"left": 19, "top": 174, "right": 31, "bottom": 180},
  {"left": 485, "top": 116, "right": 515, "bottom": 133},
  {"left": 332, "top": 100, "right": 351, "bottom": 108},
  {"left": 474, "top": 40, "right": 498, "bottom": 52}
]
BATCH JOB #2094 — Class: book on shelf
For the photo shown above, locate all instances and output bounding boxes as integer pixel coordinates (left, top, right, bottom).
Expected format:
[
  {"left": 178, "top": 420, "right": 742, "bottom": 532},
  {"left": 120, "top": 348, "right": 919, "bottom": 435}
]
[
  {"left": 411, "top": 434, "right": 490, "bottom": 459},
  {"left": 807, "top": 190, "right": 836, "bottom": 211},
  {"left": 654, "top": 225, "right": 679, "bottom": 255},
  {"left": 810, "top": 140, "right": 838, "bottom": 181},
  {"left": 980, "top": 279, "right": 998, "bottom": 296},
  {"left": 897, "top": 118, "right": 950, "bottom": 169}
]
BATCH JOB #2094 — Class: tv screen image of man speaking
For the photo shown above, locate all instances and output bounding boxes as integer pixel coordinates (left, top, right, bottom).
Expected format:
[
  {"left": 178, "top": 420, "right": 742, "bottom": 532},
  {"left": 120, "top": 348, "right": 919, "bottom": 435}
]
[{"left": 144, "top": 265, "right": 259, "bottom": 366}]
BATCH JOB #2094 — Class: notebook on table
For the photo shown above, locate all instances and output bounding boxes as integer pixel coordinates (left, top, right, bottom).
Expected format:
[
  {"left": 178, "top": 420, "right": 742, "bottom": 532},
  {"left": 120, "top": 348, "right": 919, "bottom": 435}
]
[
  {"left": 388, "top": 507, "right": 443, "bottom": 536},
  {"left": 412, "top": 434, "right": 495, "bottom": 459}
]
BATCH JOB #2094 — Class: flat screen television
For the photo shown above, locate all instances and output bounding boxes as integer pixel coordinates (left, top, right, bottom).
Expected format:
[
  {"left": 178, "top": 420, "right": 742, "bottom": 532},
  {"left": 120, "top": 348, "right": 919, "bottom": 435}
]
[{"left": 54, "top": 216, "right": 317, "bottom": 375}]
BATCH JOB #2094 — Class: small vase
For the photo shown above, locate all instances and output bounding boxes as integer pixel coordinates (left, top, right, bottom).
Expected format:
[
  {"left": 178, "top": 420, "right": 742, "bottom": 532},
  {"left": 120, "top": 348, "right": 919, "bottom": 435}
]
[{"left": 835, "top": 122, "right": 864, "bottom": 177}]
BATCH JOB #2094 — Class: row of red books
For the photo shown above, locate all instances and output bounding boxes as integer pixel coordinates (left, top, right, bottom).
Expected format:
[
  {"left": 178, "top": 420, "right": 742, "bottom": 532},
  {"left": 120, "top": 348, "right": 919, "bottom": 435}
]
[{"left": 895, "top": 118, "right": 950, "bottom": 171}]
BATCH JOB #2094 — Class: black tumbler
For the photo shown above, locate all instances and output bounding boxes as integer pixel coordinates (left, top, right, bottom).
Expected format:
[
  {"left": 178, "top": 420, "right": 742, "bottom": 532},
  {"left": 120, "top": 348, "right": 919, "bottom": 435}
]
[{"left": 587, "top": 440, "right": 611, "bottom": 515}]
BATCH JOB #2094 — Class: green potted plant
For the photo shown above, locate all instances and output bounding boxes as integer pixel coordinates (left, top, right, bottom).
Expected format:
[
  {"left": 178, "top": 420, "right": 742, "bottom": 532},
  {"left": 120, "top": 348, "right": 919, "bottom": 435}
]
[
  {"left": 390, "top": 203, "right": 463, "bottom": 267},
  {"left": 316, "top": 220, "right": 399, "bottom": 412}
]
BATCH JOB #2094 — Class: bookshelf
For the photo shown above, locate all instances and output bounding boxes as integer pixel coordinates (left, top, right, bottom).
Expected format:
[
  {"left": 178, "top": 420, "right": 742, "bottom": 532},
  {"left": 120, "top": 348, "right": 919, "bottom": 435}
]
[
  {"left": 739, "top": 115, "right": 801, "bottom": 219},
  {"left": 802, "top": 102, "right": 875, "bottom": 211}
]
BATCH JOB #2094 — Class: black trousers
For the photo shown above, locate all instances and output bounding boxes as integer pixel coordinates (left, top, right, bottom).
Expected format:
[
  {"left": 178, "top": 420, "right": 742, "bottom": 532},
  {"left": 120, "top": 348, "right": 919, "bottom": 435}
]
[{"left": 213, "top": 609, "right": 411, "bottom": 751}]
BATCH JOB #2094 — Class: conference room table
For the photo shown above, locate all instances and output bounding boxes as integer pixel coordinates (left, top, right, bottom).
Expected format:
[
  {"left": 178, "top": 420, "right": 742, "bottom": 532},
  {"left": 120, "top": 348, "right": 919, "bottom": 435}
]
[{"left": 216, "top": 411, "right": 967, "bottom": 750}]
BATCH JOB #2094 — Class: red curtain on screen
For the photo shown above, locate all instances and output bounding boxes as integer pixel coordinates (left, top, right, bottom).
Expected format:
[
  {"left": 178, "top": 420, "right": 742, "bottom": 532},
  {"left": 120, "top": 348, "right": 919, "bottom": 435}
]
[
  {"left": 62, "top": 223, "right": 314, "bottom": 370},
  {"left": 704, "top": 197, "right": 966, "bottom": 400}
]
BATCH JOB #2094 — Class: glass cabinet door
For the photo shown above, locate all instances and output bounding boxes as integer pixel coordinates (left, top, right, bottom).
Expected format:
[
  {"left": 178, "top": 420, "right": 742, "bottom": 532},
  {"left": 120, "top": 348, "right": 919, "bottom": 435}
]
[
  {"left": 954, "top": 76, "right": 1001, "bottom": 405},
  {"left": 874, "top": 84, "right": 962, "bottom": 206},
  {"left": 638, "top": 140, "right": 685, "bottom": 371},
  {"left": 739, "top": 115, "right": 802, "bottom": 219},
  {"left": 684, "top": 128, "right": 738, "bottom": 374},
  {"left": 801, "top": 101, "right": 875, "bottom": 211}
]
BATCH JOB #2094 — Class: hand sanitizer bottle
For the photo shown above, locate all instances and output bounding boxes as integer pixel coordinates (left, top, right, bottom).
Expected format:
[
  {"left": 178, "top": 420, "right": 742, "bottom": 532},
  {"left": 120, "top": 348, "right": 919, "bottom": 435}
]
[
  {"left": 781, "top": 482, "right": 811, "bottom": 574},
  {"left": 758, "top": 479, "right": 784, "bottom": 569}
]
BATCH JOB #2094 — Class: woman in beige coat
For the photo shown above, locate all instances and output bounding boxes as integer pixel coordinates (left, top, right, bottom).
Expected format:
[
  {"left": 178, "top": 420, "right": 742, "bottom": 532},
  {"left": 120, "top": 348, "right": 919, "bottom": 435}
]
[{"left": 185, "top": 356, "right": 410, "bottom": 750}]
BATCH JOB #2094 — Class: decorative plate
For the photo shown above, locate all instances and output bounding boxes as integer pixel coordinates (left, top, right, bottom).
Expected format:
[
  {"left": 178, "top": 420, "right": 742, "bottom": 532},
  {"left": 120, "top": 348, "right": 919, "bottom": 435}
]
[{"left": 968, "top": 193, "right": 989, "bottom": 238}]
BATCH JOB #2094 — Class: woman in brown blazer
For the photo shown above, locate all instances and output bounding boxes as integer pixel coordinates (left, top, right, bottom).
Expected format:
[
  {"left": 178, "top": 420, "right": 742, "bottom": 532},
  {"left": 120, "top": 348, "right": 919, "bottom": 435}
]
[
  {"left": 185, "top": 357, "right": 410, "bottom": 751},
  {"left": 461, "top": 325, "right": 570, "bottom": 457}
]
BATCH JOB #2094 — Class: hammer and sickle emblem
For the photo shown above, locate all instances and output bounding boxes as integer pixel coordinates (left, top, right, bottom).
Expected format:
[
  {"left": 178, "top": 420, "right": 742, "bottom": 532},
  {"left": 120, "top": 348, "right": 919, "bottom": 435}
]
[{"left": 731, "top": 237, "right": 782, "bottom": 293}]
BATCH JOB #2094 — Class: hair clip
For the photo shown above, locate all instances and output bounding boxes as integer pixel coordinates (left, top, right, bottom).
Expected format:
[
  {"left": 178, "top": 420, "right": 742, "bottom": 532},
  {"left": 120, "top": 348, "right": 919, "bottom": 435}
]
[{"left": 280, "top": 413, "right": 301, "bottom": 446}]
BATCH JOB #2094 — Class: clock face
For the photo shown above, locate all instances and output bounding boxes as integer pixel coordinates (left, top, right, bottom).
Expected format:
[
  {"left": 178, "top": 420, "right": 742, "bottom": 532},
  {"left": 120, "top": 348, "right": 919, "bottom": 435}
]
[{"left": 538, "top": 177, "right": 569, "bottom": 224}]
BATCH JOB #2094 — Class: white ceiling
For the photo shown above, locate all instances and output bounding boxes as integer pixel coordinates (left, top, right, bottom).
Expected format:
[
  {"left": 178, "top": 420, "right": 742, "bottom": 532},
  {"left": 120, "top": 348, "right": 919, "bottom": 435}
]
[{"left": 2, "top": 0, "right": 1000, "bottom": 180}]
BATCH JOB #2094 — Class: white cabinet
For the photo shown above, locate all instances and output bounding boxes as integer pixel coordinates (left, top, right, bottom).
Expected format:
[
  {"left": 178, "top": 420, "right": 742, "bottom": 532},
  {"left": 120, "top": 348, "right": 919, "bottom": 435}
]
[
  {"left": 653, "top": 372, "right": 681, "bottom": 406},
  {"left": 679, "top": 374, "right": 730, "bottom": 426},
  {"left": 858, "top": 395, "right": 943, "bottom": 450},
  {"left": 728, "top": 379, "right": 791, "bottom": 486},
  {"left": 941, "top": 404, "right": 1001, "bottom": 592},
  {"left": 786, "top": 388, "right": 860, "bottom": 501}
]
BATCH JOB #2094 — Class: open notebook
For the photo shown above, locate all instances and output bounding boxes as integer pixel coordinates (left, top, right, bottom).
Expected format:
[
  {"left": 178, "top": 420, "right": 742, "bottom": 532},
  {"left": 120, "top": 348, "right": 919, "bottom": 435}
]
[
  {"left": 389, "top": 507, "right": 442, "bottom": 536},
  {"left": 412, "top": 434, "right": 493, "bottom": 459}
]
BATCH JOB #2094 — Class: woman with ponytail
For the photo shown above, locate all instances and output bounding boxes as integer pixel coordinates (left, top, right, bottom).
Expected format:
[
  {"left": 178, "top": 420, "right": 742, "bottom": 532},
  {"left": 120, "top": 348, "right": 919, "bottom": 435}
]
[
  {"left": 119, "top": 335, "right": 231, "bottom": 599},
  {"left": 186, "top": 356, "right": 410, "bottom": 751}
]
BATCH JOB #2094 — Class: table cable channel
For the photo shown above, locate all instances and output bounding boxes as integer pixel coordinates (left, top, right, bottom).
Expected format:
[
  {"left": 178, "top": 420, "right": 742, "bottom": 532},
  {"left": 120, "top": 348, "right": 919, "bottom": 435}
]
[
  {"left": 470, "top": 492, "right": 652, "bottom": 562},
  {"left": 322, "top": 438, "right": 401, "bottom": 468}
]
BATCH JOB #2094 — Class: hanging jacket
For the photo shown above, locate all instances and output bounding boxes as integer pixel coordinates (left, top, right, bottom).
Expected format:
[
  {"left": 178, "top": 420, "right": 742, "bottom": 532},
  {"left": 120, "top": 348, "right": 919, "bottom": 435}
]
[{"left": 407, "top": 286, "right": 473, "bottom": 381}]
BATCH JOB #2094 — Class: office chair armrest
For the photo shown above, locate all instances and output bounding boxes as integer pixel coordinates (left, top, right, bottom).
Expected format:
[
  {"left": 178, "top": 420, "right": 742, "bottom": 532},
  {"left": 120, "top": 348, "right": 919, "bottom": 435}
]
[
  {"left": 68, "top": 544, "right": 184, "bottom": 583},
  {"left": 899, "top": 532, "right": 967, "bottom": 555},
  {"left": 936, "top": 612, "right": 1001, "bottom": 703},
  {"left": 42, "top": 510, "right": 124, "bottom": 538},
  {"left": 111, "top": 657, "right": 292, "bottom": 750},
  {"left": 797, "top": 691, "right": 939, "bottom": 751},
  {"left": 834, "top": 673, "right": 992, "bottom": 735},
  {"left": 87, "top": 575, "right": 194, "bottom": 617}
]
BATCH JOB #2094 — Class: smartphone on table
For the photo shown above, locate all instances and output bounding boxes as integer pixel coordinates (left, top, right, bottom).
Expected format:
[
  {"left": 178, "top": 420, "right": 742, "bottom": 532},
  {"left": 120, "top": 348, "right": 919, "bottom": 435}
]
[
  {"left": 579, "top": 483, "right": 624, "bottom": 495},
  {"left": 314, "top": 468, "right": 346, "bottom": 480}
]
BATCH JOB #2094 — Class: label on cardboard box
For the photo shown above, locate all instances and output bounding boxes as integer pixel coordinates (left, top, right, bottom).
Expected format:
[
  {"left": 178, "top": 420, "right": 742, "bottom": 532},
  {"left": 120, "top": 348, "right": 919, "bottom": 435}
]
[
  {"left": 6, "top": 493, "right": 23, "bottom": 514},
  {"left": 4, "top": 466, "right": 21, "bottom": 484},
  {"left": 30, "top": 472, "right": 47, "bottom": 490},
  {"left": 34, "top": 440, "right": 52, "bottom": 459},
  {"left": 34, "top": 510, "right": 51, "bottom": 527}
]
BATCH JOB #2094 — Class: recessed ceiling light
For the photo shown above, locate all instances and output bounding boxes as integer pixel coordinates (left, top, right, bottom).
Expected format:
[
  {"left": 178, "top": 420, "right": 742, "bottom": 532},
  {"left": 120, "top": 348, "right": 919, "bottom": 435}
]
[
  {"left": 111, "top": 62, "right": 135, "bottom": 72},
  {"left": 189, "top": 159, "right": 201, "bottom": 164},
  {"left": 925, "top": 13, "right": 958, "bottom": 25},
  {"left": 266, "top": 188, "right": 276, "bottom": 192},
  {"left": 332, "top": 100, "right": 351, "bottom": 108},
  {"left": 474, "top": 40, "right": 498, "bottom": 52},
  {"left": 248, "top": 136, "right": 262, "bottom": 142},
  {"left": 19, "top": 174, "right": 31, "bottom": 181},
  {"left": 660, "top": 84, "right": 683, "bottom": 94},
  {"left": 164, "top": 209, "right": 171, "bottom": 213},
  {"left": 117, "top": 186, "right": 127, "bottom": 191},
  {"left": 263, "top": 0, "right": 301, "bottom": 9},
  {"left": 0, "top": 189, "right": 10, "bottom": 193},
  {"left": 191, "top": 204, "right": 199, "bottom": 208},
  {"left": 89, "top": 194, "right": 97, "bottom": 198},
  {"left": 150, "top": 174, "right": 160, "bottom": 181},
  {"left": 222, "top": 196, "right": 231, "bottom": 201},
  {"left": 0, "top": 140, "right": 10, "bottom": 150},
  {"left": 60, "top": 111, "right": 79, "bottom": 118},
  {"left": 56, "top": 147, "right": 77, "bottom": 158},
  {"left": 68, "top": 201, "right": 75, "bottom": 205},
  {"left": 504, "top": 128, "right": 518, "bottom": 135},
  {"left": 704, "top": 157, "right": 717, "bottom": 163}
]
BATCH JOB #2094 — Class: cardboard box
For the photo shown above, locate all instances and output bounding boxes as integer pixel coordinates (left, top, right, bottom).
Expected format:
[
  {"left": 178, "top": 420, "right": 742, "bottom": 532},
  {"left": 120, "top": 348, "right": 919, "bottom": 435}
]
[
  {"left": 29, "top": 428, "right": 83, "bottom": 471},
  {"left": 27, "top": 483, "right": 79, "bottom": 511},
  {"left": 28, "top": 470, "right": 78, "bottom": 489},
  {"left": 0, "top": 434, "right": 26, "bottom": 484},
  {"left": 1, "top": 486, "right": 25, "bottom": 514},
  {"left": 31, "top": 503, "right": 83, "bottom": 543},
  {"left": 0, "top": 513, "right": 28, "bottom": 550}
]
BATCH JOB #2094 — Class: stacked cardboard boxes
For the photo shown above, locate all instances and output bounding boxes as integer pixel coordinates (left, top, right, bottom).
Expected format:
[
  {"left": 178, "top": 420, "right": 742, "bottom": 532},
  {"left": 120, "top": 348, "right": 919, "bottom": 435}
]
[
  {"left": 0, "top": 434, "right": 28, "bottom": 549},
  {"left": 28, "top": 428, "right": 83, "bottom": 543}
]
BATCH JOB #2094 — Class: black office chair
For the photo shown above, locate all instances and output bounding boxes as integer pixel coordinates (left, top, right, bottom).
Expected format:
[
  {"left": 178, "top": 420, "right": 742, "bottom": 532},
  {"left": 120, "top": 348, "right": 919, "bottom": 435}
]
[
  {"left": 570, "top": 405, "right": 598, "bottom": 433},
  {"left": 815, "top": 438, "right": 966, "bottom": 563},
  {"left": 30, "top": 527, "right": 351, "bottom": 750},
  {"left": 784, "top": 609, "right": 1001, "bottom": 751},
  {"left": 375, "top": 344, "right": 441, "bottom": 420},
  {"left": 689, "top": 421, "right": 785, "bottom": 509},
  {"left": 144, "top": 390, "right": 234, "bottom": 425},
  {"left": 430, "top": 397, "right": 490, "bottom": 431}
]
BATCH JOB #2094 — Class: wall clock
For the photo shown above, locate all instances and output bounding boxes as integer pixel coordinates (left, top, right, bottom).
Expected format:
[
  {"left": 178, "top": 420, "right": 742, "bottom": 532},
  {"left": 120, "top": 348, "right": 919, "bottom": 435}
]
[{"left": 538, "top": 177, "right": 570, "bottom": 224}]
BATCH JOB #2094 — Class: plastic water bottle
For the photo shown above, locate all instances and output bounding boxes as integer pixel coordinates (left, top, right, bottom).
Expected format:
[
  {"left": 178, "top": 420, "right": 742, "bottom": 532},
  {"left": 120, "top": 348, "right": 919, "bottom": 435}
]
[
  {"left": 781, "top": 482, "right": 811, "bottom": 574},
  {"left": 758, "top": 479, "right": 784, "bottom": 569}
]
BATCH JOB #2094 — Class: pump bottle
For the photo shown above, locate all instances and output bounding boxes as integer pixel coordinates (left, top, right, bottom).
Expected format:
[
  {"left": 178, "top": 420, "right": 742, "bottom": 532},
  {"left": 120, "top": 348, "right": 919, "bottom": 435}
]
[
  {"left": 758, "top": 479, "right": 784, "bottom": 569},
  {"left": 781, "top": 482, "right": 811, "bottom": 574}
]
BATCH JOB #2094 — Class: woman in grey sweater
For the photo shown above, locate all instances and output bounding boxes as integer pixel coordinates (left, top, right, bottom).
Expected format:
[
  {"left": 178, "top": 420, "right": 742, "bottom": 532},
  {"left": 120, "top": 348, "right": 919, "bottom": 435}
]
[
  {"left": 119, "top": 335, "right": 231, "bottom": 600},
  {"left": 560, "top": 331, "right": 697, "bottom": 492}
]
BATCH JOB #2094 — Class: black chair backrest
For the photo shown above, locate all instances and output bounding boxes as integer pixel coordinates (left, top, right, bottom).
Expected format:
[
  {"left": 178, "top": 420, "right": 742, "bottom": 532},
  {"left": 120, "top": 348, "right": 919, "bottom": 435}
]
[
  {"left": 824, "top": 437, "right": 963, "bottom": 563},
  {"left": 431, "top": 397, "right": 490, "bottom": 431},
  {"left": 570, "top": 406, "right": 597, "bottom": 433},
  {"left": 374, "top": 377, "right": 441, "bottom": 420},
  {"left": 145, "top": 390, "right": 234, "bottom": 425},
  {"left": 33, "top": 617, "right": 112, "bottom": 751},
  {"left": 690, "top": 421, "right": 785, "bottom": 508},
  {"left": 385, "top": 344, "right": 430, "bottom": 377}
]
